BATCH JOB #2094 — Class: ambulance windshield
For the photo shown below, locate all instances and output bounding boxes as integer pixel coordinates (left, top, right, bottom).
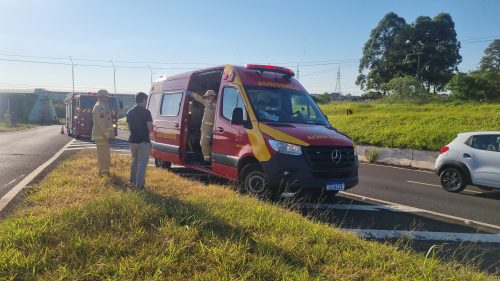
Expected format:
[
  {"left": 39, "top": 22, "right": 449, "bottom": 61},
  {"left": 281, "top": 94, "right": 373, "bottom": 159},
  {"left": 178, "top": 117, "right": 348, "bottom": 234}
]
[{"left": 246, "top": 86, "right": 330, "bottom": 126}]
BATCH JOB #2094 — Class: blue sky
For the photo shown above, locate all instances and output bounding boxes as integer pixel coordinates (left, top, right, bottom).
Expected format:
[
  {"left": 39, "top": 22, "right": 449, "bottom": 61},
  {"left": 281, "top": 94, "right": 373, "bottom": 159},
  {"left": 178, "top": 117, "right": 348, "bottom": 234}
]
[{"left": 0, "top": 0, "right": 499, "bottom": 95}]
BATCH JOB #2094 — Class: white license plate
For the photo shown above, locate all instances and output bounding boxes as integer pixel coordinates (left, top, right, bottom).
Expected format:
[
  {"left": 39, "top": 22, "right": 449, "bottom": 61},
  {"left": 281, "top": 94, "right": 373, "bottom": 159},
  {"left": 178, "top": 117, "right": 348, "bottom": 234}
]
[{"left": 326, "top": 182, "right": 345, "bottom": 191}]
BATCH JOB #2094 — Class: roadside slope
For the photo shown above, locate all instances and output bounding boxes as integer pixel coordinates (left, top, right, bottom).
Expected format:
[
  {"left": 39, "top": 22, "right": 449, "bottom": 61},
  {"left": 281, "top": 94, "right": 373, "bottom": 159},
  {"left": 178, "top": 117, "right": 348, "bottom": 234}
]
[
  {"left": 0, "top": 152, "right": 493, "bottom": 280},
  {"left": 320, "top": 102, "right": 500, "bottom": 151}
]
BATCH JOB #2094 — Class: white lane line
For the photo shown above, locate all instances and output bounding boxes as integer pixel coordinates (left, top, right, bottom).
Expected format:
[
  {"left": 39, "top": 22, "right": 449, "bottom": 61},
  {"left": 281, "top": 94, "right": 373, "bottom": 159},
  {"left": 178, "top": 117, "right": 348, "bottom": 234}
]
[
  {"left": 5, "top": 179, "right": 16, "bottom": 187},
  {"left": 360, "top": 162, "right": 435, "bottom": 173},
  {"left": 406, "top": 180, "right": 483, "bottom": 194},
  {"left": 0, "top": 139, "right": 74, "bottom": 212},
  {"left": 299, "top": 203, "right": 424, "bottom": 213},
  {"left": 300, "top": 203, "right": 383, "bottom": 211},
  {"left": 340, "top": 191, "right": 500, "bottom": 232},
  {"left": 345, "top": 229, "right": 500, "bottom": 243}
]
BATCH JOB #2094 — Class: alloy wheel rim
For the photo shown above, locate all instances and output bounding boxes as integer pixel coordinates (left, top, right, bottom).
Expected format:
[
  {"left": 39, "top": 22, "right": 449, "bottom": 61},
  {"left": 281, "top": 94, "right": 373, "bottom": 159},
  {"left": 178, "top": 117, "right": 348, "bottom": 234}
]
[
  {"left": 443, "top": 170, "right": 461, "bottom": 189},
  {"left": 247, "top": 172, "right": 266, "bottom": 194}
]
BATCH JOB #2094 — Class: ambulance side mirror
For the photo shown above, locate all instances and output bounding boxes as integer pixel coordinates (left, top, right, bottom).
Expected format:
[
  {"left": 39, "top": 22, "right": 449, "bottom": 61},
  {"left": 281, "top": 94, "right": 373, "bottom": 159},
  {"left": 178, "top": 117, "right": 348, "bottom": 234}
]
[{"left": 231, "top": 108, "right": 244, "bottom": 126}]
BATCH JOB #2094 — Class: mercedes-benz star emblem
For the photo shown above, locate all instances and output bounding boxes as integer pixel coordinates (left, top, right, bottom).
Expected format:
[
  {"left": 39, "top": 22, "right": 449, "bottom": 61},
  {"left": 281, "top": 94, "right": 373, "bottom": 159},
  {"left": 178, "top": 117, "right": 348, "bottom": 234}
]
[{"left": 331, "top": 149, "right": 342, "bottom": 164}]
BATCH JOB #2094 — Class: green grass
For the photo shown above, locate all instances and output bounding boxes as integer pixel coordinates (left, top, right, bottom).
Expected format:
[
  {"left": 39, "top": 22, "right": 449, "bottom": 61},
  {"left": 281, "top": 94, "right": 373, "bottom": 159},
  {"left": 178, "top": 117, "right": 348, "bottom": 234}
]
[
  {"left": 0, "top": 122, "right": 38, "bottom": 132},
  {"left": 320, "top": 102, "right": 500, "bottom": 151},
  {"left": 0, "top": 152, "right": 494, "bottom": 280}
]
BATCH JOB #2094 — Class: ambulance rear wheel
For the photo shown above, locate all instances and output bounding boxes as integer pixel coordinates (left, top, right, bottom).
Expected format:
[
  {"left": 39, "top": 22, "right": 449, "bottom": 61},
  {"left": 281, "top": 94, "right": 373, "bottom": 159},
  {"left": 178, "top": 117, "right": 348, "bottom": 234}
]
[
  {"left": 240, "top": 163, "right": 273, "bottom": 200},
  {"left": 155, "top": 158, "right": 171, "bottom": 169}
]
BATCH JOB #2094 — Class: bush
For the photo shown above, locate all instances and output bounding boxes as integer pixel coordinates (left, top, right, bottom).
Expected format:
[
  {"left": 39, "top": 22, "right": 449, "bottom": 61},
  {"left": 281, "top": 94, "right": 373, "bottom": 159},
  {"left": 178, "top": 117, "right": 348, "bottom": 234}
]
[{"left": 382, "top": 76, "right": 432, "bottom": 103}]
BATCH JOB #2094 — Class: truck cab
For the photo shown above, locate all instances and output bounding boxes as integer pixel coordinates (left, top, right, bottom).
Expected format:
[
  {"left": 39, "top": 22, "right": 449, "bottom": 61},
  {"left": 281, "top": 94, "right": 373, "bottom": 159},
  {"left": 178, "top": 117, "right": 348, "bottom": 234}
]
[
  {"left": 65, "top": 93, "right": 119, "bottom": 139},
  {"left": 148, "top": 64, "right": 358, "bottom": 199}
]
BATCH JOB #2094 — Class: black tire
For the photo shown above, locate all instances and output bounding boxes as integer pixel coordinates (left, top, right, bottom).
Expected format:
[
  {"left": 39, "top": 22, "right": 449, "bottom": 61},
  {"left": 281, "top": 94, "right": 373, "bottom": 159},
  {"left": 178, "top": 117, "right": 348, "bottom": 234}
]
[
  {"left": 240, "top": 163, "right": 273, "bottom": 200},
  {"left": 155, "top": 158, "right": 171, "bottom": 169},
  {"left": 440, "top": 167, "right": 467, "bottom": 193}
]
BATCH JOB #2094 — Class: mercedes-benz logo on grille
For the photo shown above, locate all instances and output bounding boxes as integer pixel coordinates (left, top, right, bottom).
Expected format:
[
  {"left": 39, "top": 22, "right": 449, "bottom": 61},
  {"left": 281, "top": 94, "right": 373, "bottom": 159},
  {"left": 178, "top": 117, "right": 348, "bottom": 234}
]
[{"left": 331, "top": 149, "right": 342, "bottom": 164}]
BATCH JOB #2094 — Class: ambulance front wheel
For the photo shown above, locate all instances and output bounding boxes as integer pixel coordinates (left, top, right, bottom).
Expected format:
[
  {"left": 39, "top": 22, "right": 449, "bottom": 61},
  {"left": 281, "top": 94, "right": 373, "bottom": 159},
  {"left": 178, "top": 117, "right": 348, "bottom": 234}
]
[
  {"left": 240, "top": 163, "right": 274, "bottom": 200},
  {"left": 155, "top": 158, "right": 171, "bottom": 169}
]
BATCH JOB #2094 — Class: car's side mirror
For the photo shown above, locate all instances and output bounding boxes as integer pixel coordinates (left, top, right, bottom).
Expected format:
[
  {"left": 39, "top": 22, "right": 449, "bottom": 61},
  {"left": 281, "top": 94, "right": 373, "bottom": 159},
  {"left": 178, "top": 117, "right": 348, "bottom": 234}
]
[{"left": 231, "top": 108, "right": 244, "bottom": 125}]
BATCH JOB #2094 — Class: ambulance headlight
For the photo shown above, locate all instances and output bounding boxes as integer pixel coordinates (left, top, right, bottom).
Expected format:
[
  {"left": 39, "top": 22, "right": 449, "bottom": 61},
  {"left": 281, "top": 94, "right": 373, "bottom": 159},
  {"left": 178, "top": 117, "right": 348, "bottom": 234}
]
[{"left": 268, "top": 140, "right": 302, "bottom": 155}]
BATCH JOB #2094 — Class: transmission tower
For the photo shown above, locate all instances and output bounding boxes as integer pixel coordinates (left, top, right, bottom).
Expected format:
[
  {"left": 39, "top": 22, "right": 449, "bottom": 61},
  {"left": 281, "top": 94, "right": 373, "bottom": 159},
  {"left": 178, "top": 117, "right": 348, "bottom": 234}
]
[{"left": 334, "top": 66, "right": 341, "bottom": 93}]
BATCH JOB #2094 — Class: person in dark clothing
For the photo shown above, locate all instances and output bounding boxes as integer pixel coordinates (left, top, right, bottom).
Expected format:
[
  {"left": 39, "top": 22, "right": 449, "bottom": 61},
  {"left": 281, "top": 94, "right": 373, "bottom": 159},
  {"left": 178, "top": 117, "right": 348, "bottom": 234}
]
[{"left": 127, "top": 92, "right": 153, "bottom": 189}]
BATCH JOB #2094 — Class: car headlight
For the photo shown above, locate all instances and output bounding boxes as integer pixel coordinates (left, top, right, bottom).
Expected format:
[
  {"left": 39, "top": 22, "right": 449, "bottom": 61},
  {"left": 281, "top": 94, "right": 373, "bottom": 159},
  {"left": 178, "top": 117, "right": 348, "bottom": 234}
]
[{"left": 268, "top": 139, "right": 302, "bottom": 155}]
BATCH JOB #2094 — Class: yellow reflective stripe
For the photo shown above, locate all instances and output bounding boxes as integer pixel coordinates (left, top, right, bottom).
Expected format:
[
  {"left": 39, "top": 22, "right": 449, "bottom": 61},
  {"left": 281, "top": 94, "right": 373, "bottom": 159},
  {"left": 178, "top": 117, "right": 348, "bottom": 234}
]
[
  {"left": 223, "top": 65, "right": 272, "bottom": 161},
  {"left": 259, "top": 123, "right": 309, "bottom": 146},
  {"left": 204, "top": 122, "right": 213, "bottom": 125}
]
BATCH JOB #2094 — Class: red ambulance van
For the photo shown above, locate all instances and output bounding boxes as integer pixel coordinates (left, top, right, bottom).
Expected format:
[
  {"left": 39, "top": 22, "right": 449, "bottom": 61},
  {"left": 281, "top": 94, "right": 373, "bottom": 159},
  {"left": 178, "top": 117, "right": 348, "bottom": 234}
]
[{"left": 148, "top": 64, "right": 358, "bottom": 199}]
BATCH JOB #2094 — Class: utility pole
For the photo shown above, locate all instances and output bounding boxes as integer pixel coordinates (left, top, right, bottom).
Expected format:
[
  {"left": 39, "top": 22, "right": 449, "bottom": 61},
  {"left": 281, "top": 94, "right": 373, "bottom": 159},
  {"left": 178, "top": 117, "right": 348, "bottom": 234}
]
[
  {"left": 296, "top": 64, "right": 300, "bottom": 81},
  {"left": 147, "top": 65, "right": 153, "bottom": 86},
  {"left": 69, "top": 56, "right": 75, "bottom": 93},
  {"left": 110, "top": 61, "right": 116, "bottom": 94}
]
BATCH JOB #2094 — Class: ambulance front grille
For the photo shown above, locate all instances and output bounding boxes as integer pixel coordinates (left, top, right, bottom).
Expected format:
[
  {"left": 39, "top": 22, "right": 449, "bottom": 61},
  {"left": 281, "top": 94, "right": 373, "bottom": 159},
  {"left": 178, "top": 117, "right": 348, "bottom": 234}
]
[{"left": 303, "top": 146, "right": 355, "bottom": 168}]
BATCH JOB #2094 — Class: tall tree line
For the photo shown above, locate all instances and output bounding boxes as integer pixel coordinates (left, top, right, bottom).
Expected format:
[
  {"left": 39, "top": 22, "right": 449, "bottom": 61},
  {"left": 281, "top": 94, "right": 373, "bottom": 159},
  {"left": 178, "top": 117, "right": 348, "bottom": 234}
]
[{"left": 356, "top": 12, "right": 461, "bottom": 93}]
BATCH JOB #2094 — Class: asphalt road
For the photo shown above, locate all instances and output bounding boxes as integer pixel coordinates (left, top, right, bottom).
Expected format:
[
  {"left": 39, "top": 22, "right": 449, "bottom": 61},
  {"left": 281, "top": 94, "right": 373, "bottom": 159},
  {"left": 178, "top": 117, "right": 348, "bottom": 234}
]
[
  {"left": 348, "top": 163, "right": 500, "bottom": 228},
  {"left": 0, "top": 125, "right": 71, "bottom": 199}
]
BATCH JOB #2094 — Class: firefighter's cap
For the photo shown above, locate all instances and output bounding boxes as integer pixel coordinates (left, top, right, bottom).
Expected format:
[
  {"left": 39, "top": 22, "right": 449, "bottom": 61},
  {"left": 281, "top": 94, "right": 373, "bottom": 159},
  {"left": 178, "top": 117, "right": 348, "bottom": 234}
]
[
  {"left": 97, "top": 89, "right": 109, "bottom": 97},
  {"left": 203, "top": 90, "right": 216, "bottom": 98}
]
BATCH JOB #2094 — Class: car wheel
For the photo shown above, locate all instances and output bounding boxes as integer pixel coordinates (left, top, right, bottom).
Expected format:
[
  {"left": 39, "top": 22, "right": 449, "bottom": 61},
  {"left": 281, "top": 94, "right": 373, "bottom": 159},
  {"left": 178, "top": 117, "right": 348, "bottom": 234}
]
[
  {"left": 155, "top": 158, "right": 171, "bottom": 169},
  {"left": 240, "top": 163, "right": 273, "bottom": 200},
  {"left": 440, "top": 167, "right": 466, "bottom": 193}
]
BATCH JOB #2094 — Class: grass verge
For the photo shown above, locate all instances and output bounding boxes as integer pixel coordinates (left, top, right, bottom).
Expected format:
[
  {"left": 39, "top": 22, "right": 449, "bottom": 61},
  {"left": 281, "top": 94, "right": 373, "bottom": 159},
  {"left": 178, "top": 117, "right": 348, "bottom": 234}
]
[
  {"left": 0, "top": 122, "right": 38, "bottom": 132},
  {"left": 0, "top": 151, "right": 494, "bottom": 280},
  {"left": 320, "top": 102, "right": 500, "bottom": 151}
]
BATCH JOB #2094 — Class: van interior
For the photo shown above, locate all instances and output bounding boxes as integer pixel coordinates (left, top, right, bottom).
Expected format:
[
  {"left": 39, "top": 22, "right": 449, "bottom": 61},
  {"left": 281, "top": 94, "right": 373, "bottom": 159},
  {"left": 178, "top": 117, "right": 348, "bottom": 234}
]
[{"left": 185, "top": 69, "right": 223, "bottom": 167}]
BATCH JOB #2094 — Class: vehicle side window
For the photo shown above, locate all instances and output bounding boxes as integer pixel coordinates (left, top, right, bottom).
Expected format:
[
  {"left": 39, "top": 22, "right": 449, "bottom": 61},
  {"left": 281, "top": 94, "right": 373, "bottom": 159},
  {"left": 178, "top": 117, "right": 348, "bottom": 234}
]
[
  {"left": 222, "top": 87, "right": 248, "bottom": 122},
  {"left": 160, "top": 92, "right": 183, "bottom": 116},
  {"left": 468, "top": 135, "right": 500, "bottom": 152}
]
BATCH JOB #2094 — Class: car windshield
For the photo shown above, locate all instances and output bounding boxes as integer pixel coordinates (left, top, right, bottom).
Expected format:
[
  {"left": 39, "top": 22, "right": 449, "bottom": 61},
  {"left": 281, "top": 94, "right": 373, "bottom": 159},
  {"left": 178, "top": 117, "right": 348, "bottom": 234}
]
[{"left": 245, "top": 86, "right": 330, "bottom": 126}]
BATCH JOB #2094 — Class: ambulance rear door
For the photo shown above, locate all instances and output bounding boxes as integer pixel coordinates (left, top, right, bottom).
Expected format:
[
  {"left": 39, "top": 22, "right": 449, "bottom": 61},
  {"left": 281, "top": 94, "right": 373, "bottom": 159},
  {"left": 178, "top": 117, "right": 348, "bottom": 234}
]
[{"left": 150, "top": 91, "right": 187, "bottom": 165}]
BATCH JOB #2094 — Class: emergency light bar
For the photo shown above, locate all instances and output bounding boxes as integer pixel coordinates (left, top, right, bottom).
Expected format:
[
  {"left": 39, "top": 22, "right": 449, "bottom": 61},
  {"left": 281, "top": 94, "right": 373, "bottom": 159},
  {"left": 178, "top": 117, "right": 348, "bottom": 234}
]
[{"left": 246, "top": 64, "right": 295, "bottom": 77}]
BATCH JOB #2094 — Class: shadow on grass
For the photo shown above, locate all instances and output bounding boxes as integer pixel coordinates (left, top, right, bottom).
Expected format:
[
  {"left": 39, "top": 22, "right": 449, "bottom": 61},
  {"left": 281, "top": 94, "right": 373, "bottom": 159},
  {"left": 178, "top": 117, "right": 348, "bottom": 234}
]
[{"left": 105, "top": 172, "right": 317, "bottom": 275}]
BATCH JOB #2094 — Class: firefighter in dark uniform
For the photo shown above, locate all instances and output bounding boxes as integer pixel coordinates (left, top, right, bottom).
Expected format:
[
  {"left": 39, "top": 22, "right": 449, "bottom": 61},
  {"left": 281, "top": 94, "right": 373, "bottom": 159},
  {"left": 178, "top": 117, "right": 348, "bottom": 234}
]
[
  {"left": 191, "top": 90, "right": 217, "bottom": 164},
  {"left": 92, "top": 89, "right": 114, "bottom": 176}
]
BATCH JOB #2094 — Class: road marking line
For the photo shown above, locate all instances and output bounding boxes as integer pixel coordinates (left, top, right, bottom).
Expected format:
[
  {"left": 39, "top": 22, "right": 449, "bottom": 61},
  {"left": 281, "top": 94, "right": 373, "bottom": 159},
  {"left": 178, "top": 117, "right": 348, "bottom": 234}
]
[
  {"left": 345, "top": 229, "right": 500, "bottom": 243},
  {"left": 361, "top": 162, "right": 434, "bottom": 173},
  {"left": 0, "top": 139, "right": 74, "bottom": 212},
  {"left": 300, "top": 203, "right": 383, "bottom": 211},
  {"left": 406, "top": 180, "right": 483, "bottom": 194},
  {"left": 340, "top": 191, "right": 500, "bottom": 232}
]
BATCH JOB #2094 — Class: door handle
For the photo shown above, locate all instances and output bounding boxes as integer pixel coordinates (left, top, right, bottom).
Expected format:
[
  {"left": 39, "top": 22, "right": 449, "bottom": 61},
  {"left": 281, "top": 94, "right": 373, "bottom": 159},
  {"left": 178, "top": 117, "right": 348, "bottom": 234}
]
[
  {"left": 463, "top": 153, "right": 472, "bottom": 159},
  {"left": 216, "top": 127, "right": 224, "bottom": 133},
  {"left": 174, "top": 122, "right": 179, "bottom": 128}
]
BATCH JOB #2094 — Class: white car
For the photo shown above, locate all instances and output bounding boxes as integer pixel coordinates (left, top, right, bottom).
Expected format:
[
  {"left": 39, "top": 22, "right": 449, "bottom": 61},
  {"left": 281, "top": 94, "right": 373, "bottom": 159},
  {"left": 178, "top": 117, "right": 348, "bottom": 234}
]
[{"left": 435, "top": 131, "right": 500, "bottom": 193}]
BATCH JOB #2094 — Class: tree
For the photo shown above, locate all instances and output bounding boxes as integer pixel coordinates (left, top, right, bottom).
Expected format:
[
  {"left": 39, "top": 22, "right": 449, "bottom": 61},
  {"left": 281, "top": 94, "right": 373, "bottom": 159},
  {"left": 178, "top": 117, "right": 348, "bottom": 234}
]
[
  {"left": 357, "top": 12, "right": 409, "bottom": 91},
  {"left": 357, "top": 12, "right": 461, "bottom": 93},
  {"left": 480, "top": 39, "right": 500, "bottom": 72},
  {"left": 407, "top": 13, "right": 462, "bottom": 92},
  {"left": 382, "top": 75, "right": 431, "bottom": 103},
  {"left": 446, "top": 71, "right": 500, "bottom": 101}
]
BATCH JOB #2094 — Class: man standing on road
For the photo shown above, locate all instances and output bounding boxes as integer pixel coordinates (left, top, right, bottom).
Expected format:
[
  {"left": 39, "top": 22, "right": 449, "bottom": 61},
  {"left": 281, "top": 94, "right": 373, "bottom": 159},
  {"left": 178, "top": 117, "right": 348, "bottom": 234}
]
[
  {"left": 92, "top": 89, "right": 114, "bottom": 176},
  {"left": 127, "top": 92, "right": 153, "bottom": 189}
]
